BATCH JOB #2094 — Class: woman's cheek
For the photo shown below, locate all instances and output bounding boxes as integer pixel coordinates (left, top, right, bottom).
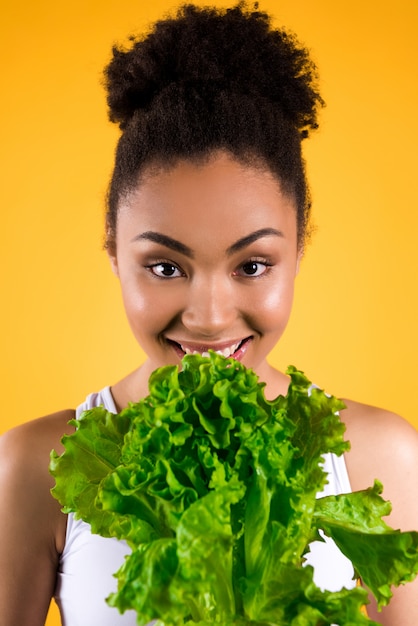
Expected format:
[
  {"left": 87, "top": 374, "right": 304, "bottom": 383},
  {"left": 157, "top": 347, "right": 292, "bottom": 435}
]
[
  {"left": 122, "top": 281, "right": 179, "bottom": 334},
  {"left": 120, "top": 281, "right": 153, "bottom": 327},
  {"left": 252, "top": 280, "right": 295, "bottom": 332}
]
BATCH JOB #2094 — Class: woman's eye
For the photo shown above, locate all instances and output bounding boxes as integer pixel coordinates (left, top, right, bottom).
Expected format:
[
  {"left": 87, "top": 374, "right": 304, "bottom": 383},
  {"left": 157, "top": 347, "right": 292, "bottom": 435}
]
[
  {"left": 237, "top": 261, "right": 269, "bottom": 277},
  {"left": 148, "top": 263, "right": 183, "bottom": 278}
]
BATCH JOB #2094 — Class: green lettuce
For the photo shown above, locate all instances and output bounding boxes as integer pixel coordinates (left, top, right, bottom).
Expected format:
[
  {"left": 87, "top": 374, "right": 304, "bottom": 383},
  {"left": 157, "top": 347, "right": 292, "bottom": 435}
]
[{"left": 50, "top": 353, "right": 418, "bottom": 625}]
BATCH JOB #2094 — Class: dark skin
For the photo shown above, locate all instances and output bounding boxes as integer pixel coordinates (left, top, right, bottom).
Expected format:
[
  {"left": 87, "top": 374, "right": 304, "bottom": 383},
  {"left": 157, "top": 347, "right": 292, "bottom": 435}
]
[
  {"left": 0, "top": 411, "right": 72, "bottom": 626},
  {"left": 1, "top": 153, "right": 418, "bottom": 625}
]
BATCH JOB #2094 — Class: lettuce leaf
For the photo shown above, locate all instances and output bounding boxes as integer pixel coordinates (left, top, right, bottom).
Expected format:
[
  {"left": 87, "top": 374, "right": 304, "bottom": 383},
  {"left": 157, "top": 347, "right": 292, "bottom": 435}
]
[
  {"left": 314, "top": 482, "right": 418, "bottom": 608},
  {"left": 50, "top": 353, "right": 418, "bottom": 625}
]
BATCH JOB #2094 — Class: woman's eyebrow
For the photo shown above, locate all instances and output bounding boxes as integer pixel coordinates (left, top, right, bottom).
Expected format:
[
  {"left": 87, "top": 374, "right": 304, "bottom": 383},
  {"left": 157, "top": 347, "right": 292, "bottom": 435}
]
[
  {"left": 131, "top": 231, "right": 194, "bottom": 257},
  {"left": 132, "top": 227, "right": 283, "bottom": 258},
  {"left": 226, "top": 227, "right": 284, "bottom": 255}
]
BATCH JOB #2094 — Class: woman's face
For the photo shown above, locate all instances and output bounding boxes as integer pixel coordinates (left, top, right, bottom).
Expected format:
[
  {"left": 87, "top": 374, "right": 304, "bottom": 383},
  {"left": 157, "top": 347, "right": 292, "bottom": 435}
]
[{"left": 110, "top": 151, "right": 301, "bottom": 380}]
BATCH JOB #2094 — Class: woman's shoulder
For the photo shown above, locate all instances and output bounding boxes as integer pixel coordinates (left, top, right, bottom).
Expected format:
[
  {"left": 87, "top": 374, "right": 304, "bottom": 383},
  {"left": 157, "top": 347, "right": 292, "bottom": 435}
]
[
  {"left": 341, "top": 399, "right": 418, "bottom": 623},
  {"left": 0, "top": 409, "right": 76, "bottom": 467},
  {"left": 341, "top": 398, "right": 418, "bottom": 529},
  {"left": 342, "top": 398, "right": 417, "bottom": 444},
  {"left": 0, "top": 410, "right": 76, "bottom": 547},
  {"left": 0, "top": 409, "right": 77, "bottom": 624}
]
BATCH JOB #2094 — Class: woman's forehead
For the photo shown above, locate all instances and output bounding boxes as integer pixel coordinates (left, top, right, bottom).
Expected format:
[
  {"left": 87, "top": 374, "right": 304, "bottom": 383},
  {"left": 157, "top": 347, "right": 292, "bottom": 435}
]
[
  {"left": 116, "top": 154, "right": 298, "bottom": 251},
  {"left": 120, "top": 152, "right": 294, "bottom": 217}
]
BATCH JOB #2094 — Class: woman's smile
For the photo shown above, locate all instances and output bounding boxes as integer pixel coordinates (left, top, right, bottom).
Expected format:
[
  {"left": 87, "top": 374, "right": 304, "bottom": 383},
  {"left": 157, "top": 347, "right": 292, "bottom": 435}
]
[
  {"left": 109, "top": 150, "right": 301, "bottom": 388},
  {"left": 165, "top": 336, "right": 253, "bottom": 360}
]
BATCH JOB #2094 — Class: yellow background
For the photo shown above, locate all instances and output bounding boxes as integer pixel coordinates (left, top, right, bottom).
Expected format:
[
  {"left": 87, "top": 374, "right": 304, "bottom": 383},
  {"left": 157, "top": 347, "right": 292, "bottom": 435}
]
[{"left": 1, "top": 0, "right": 417, "bottom": 623}]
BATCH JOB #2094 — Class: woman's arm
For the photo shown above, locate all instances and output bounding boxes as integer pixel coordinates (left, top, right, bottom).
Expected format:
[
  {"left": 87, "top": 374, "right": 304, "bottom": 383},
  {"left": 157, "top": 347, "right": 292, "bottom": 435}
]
[
  {"left": 0, "top": 411, "right": 74, "bottom": 626},
  {"left": 344, "top": 400, "right": 418, "bottom": 625}
]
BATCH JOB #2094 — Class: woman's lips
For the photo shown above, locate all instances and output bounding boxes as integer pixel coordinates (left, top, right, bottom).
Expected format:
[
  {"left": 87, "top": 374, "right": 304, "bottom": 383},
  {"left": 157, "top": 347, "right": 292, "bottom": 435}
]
[{"left": 167, "top": 337, "right": 252, "bottom": 361}]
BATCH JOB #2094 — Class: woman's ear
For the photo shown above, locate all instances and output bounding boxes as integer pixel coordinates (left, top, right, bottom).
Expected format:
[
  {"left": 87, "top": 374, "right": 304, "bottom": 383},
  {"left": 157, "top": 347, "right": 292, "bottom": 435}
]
[
  {"left": 296, "top": 246, "right": 304, "bottom": 275},
  {"left": 107, "top": 249, "right": 119, "bottom": 277},
  {"left": 106, "top": 229, "right": 119, "bottom": 276}
]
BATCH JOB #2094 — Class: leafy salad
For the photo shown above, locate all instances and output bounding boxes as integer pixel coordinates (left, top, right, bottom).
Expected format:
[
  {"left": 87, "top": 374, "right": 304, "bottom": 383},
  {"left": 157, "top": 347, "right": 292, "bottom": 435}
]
[{"left": 50, "top": 353, "right": 418, "bottom": 625}]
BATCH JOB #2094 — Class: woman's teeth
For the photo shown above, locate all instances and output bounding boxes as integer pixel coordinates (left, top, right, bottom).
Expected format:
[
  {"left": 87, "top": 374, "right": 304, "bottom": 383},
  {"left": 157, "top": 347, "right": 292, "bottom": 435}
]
[{"left": 181, "top": 342, "right": 241, "bottom": 358}]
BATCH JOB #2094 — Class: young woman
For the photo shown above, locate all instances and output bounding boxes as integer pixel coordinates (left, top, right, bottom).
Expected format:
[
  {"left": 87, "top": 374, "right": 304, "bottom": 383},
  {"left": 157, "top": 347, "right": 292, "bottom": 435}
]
[{"left": 1, "top": 4, "right": 417, "bottom": 626}]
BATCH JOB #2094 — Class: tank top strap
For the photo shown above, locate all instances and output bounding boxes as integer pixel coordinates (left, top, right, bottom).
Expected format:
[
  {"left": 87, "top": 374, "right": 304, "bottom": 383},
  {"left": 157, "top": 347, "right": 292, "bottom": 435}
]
[{"left": 75, "top": 387, "right": 117, "bottom": 418}]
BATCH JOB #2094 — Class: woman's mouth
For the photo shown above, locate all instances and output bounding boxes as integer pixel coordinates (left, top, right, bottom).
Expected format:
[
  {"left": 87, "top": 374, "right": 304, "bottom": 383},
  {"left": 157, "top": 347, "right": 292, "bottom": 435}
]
[{"left": 166, "top": 337, "right": 252, "bottom": 361}]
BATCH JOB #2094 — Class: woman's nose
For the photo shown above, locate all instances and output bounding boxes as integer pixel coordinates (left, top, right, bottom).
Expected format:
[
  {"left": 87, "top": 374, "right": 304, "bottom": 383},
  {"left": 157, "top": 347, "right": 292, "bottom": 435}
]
[{"left": 181, "top": 275, "right": 237, "bottom": 337}]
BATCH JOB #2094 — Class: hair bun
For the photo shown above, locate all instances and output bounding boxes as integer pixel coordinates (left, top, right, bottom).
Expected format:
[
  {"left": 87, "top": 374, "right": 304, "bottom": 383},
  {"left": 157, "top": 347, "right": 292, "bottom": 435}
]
[{"left": 104, "top": 3, "right": 324, "bottom": 135}]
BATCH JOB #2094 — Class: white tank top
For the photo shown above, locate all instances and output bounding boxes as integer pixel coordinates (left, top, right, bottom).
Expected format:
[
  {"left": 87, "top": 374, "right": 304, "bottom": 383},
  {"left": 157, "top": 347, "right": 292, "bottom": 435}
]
[{"left": 54, "top": 388, "right": 355, "bottom": 626}]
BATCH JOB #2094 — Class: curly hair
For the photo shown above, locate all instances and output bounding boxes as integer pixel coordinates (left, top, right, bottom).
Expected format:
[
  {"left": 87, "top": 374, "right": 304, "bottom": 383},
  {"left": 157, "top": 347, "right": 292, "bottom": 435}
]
[{"left": 104, "top": 2, "right": 324, "bottom": 251}]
